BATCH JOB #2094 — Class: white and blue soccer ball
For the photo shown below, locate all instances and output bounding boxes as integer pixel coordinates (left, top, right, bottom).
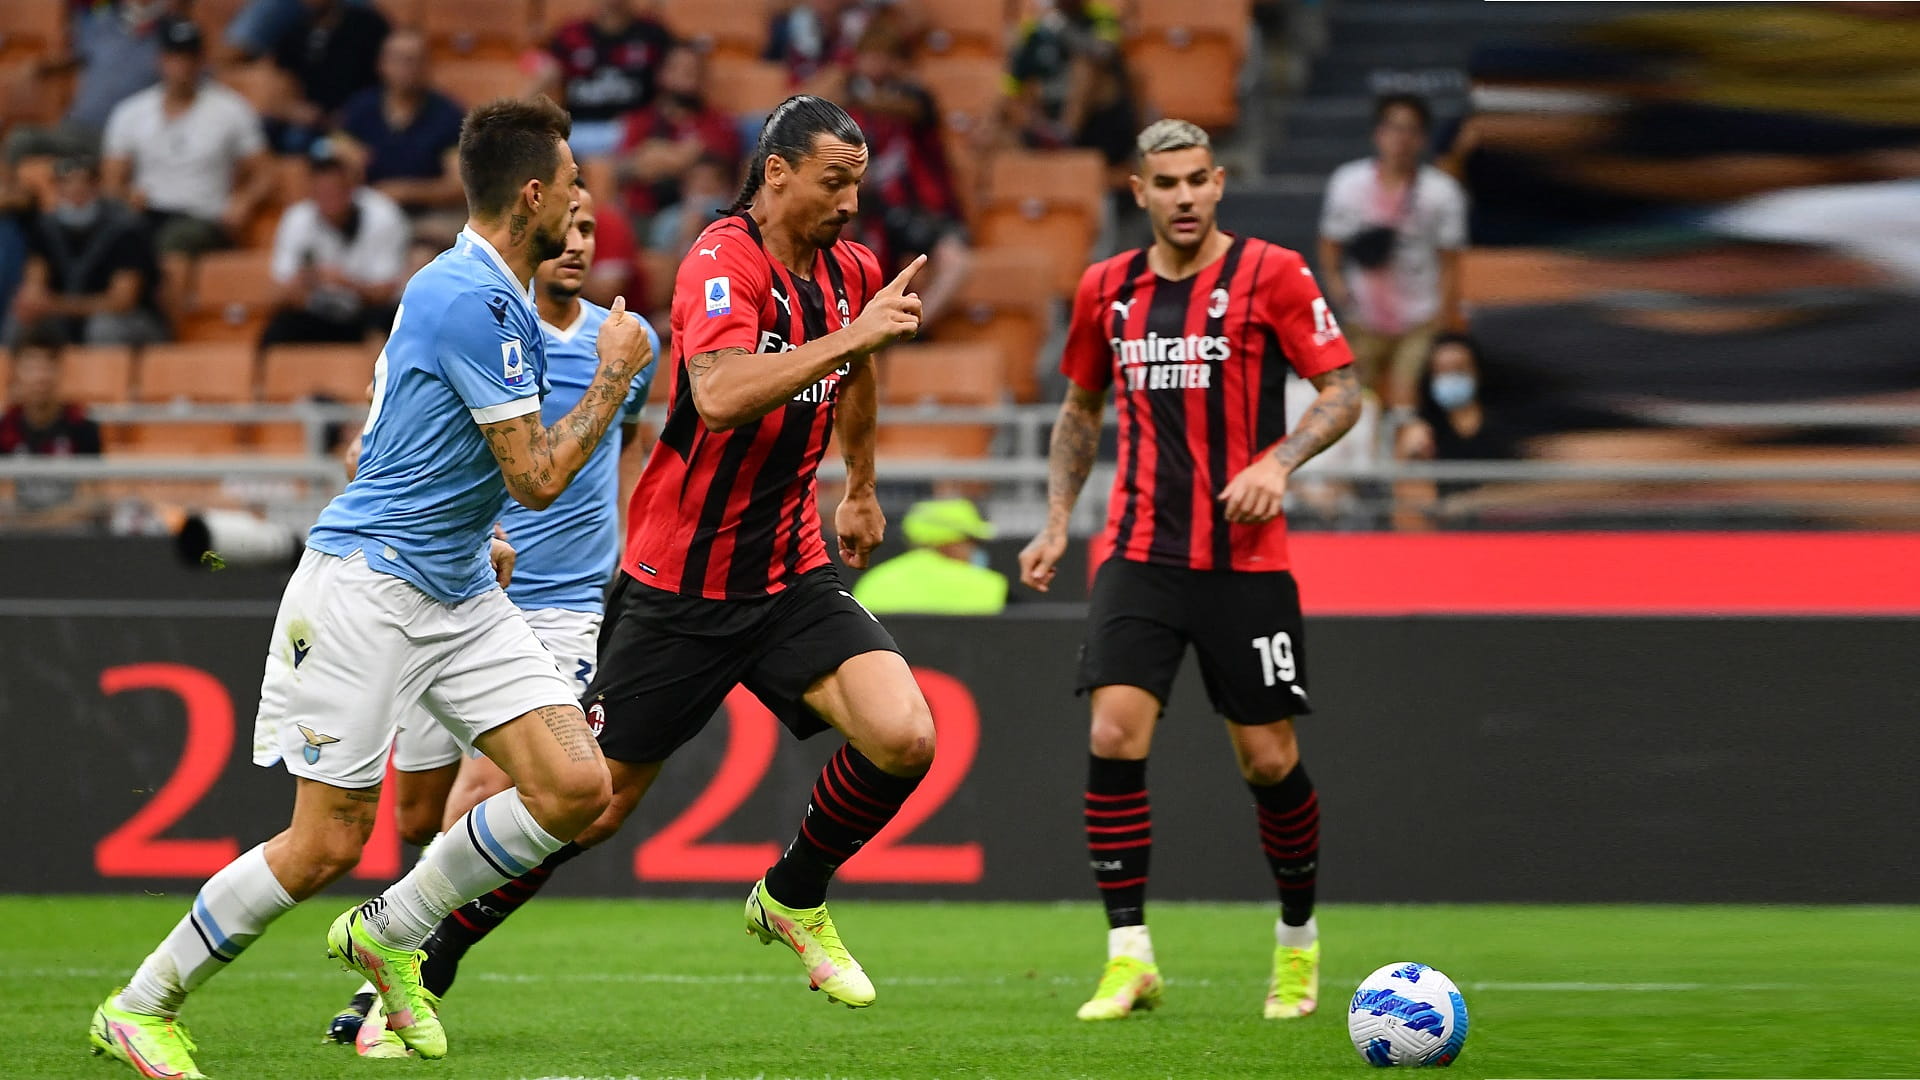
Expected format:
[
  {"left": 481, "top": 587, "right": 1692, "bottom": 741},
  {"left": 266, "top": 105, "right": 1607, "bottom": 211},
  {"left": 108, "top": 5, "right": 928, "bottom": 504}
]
[{"left": 1347, "top": 962, "right": 1470, "bottom": 1067}]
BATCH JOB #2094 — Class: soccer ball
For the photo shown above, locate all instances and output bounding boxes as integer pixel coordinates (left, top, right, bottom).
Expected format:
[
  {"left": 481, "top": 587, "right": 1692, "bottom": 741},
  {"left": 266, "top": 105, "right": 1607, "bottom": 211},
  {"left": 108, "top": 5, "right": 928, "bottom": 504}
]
[{"left": 1347, "top": 962, "right": 1469, "bottom": 1067}]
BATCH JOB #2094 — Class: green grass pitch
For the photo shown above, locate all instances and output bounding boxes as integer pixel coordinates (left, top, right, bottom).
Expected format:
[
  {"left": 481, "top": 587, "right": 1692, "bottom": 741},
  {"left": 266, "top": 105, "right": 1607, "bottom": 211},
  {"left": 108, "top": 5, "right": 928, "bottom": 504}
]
[{"left": 7, "top": 897, "right": 1911, "bottom": 1079}]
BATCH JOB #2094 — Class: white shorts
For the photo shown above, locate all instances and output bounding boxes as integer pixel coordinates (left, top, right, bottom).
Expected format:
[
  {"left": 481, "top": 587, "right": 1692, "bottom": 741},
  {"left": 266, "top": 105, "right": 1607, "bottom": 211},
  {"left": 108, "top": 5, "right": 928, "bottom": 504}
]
[
  {"left": 252, "top": 549, "right": 580, "bottom": 789},
  {"left": 390, "top": 606, "right": 602, "bottom": 773}
]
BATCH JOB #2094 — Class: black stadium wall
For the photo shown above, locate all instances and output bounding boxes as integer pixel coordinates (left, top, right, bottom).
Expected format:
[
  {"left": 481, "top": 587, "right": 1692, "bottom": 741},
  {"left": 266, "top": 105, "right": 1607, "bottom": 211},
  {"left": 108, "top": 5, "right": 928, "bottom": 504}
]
[{"left": 3, "top": 534, "right": 1916, "bottom": 903}]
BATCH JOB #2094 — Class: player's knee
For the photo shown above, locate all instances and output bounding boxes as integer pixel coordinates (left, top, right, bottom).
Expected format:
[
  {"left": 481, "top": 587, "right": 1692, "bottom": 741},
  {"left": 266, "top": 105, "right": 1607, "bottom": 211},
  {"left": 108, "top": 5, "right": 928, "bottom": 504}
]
[
  {"left": 554, "top": 761, "right": 615, "bottom": 830},
  {"left": 1237, "top": 744, "right": 1301, "bottom": 787},
  {"left": 865, "top": 696, "right": 936, "bottom": 777},
  {"left": 1089, "top": 714, "right": 1151, "bottom": 760},
  {"left": 396, "top": 807, "right": 440, "bottom": 849}
]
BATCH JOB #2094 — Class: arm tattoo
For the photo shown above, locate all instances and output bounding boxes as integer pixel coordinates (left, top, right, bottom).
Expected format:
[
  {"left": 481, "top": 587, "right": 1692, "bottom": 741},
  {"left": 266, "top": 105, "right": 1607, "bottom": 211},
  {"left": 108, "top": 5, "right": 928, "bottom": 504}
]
[
  {"left": 1271, "top": 364, "right": 1361, "bottom": 471},
  {"left": 1047, "top": 388, "right": 1104, "bottom": 519},
  {"left": 537, "top": 704, "right": 600, "bottom": 763}
]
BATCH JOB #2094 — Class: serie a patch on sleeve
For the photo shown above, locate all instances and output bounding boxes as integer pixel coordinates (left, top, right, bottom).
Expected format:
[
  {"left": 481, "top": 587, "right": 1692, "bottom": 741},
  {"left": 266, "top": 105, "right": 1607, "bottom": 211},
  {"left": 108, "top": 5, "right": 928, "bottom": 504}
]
[{"left": 705, "top": 276, "right": 731, "bottom": 317}]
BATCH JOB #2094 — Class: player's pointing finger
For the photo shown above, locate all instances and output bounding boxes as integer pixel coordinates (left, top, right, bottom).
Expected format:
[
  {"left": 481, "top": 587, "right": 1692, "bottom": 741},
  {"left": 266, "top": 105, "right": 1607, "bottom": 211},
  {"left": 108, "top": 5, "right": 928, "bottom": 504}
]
[{"left": 881, "top": 254, "right": 929, "bottom": 296}]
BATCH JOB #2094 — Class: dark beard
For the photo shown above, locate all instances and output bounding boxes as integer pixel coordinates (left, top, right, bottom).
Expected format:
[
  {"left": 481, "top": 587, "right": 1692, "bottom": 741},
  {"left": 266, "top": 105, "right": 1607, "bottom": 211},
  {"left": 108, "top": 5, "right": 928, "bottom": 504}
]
[{"left": 532, "top": 220, "right": 568, "bottom": 263}]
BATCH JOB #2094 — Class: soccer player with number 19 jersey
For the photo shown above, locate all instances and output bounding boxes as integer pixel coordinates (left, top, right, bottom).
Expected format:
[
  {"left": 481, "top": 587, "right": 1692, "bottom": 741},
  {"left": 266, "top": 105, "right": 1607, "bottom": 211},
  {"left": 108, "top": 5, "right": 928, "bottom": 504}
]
[{"left": 1020, "top": 120, "right": 1362, "bottom": 1024}]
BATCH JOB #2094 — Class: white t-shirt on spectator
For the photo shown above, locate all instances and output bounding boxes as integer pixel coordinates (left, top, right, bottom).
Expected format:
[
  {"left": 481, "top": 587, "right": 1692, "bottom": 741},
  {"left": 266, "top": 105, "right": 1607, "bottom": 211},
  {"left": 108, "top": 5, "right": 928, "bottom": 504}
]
[
  {"left": 271, "top": 188, "right": 409, "bottom": 316},
  {"left": 1320, "top": 159, "right": 1467, "bottom": 335},
  {"left": 102, "top": 81, "right": 266, "bottom": 223}
]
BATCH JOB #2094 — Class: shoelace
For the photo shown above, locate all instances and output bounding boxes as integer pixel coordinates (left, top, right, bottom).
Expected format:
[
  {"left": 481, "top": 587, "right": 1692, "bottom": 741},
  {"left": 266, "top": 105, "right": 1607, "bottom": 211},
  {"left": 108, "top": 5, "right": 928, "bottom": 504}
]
[
  {"left": 801, "top": 910, "right": 854, "bottom": 968},
  {"left": 1095, "top": 957, "right": 1145, "bottom": 997},
  {"left": 163, "top": 1019, "right": 198, "bottom": 1054}
]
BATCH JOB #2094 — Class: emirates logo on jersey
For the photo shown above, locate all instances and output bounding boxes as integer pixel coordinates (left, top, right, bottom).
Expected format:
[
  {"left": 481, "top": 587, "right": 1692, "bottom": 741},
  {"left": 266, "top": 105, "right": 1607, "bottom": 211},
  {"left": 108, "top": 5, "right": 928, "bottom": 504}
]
[{"left": 1109, "top": 332, "right": 1231, "bottom": 391}]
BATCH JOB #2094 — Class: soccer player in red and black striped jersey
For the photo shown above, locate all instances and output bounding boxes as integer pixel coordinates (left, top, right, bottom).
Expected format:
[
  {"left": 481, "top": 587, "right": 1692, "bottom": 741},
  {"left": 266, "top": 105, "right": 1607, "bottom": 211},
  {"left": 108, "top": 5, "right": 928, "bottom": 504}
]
[
  {"left": 1020, "top": 119, "right": 1361, "bottom": 1023},
  {"left": 398, "top": 96, "right": 933, "bottom": 1012}
]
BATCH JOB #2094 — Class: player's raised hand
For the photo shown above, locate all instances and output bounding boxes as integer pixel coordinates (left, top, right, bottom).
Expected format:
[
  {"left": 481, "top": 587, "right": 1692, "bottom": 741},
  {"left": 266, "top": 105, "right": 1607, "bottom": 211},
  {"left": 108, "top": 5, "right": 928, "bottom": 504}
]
[
  {"left": 596, "top": 295, "right": 656, "bottom": 378},
  {"left": 850, "top": 254, "right": 927, "bottom": 353},
  {"left": 1219, "top": 455, "right": 1289, "bottom": 524},
  {"left": 1018, "top": 527, "right": 1069, "bottom": 592}
]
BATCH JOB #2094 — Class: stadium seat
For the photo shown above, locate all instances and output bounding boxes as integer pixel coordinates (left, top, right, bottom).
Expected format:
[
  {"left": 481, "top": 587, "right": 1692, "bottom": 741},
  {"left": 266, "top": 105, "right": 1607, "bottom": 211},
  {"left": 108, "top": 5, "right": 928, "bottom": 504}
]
[
  {"left": 56, "top": 347, "right": 137, "bottom": 406},
  {"left": 931, "top": 247, "right": 1053, "bottom": 402},
  {"left": 881, "top": 342, "right": 1005, "bottom": 406},
  {"left": 1462, "top": 248, "right": 1590, "bottom": 306},
  {"left": 661, "top": 0, "right": 771, "bottom": 59},
  {"left": 424, "top": 0, "right": 535, "bottom": 58},
  {"left": 0, "top": 61, "right": 69, "bottom": 127},
  {"left": 251, "top": 420, "right": 328, "bottom": 455},
  {"left": 1132, "top": 0, "right": 1252, "bottom": 56},
  {"left": 115, "top": 422, "right": 249, "bottom": 455},
  {"left": 875, "top": 423, "right": 995, "bottom": 459},
  {"left": 918, "top": 56, "right": 1004, "bottom": 140},
  {"left": 136, "top": 343, "right": 258, "bottom": 404},
  {"left": 434, "top": 58, "right": 528, "bottom": 110},
  {"left": 370, "top": 0, "right": 423, "bottom": 29},
  {"left": 977, "top": 150, "right": 1105, "bottom": 295},
  {"left": 0, "top": 1, "right": 65, "bottom": 62},
  {"left": 703, "top": 58, "right": 791, "bottom": 118},
  {"left": 910, "top": 0, "right": 1008, "bottom": 58},
  {"left": 185, "top": 250, "right": 279, "bottom": 343},
  {"left": 261, "top": 344, "right": 377, "bottom": 402},
  {"left": 1126, "top": 35, "right": 1241, "bottom": 130}
]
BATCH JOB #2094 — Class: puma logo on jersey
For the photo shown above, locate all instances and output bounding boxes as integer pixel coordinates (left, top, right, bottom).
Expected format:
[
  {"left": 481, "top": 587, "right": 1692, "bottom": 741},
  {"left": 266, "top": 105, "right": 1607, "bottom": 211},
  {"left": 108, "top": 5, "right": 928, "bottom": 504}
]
[
  {"left": 1110, "top": 299, "right": 1136, "bottom": 318},
  {"left": 698, "top": 242, "right": 723, "bottom": 260},
  {"left": 771, "top": 285, "right": 791, "bottom": 315}
]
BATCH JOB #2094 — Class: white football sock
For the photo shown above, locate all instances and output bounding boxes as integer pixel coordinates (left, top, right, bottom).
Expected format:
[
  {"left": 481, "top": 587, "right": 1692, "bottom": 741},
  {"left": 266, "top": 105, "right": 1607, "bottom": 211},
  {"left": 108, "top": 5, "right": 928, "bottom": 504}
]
[
  {"left": 362, "top": 789, "right": 560, "bottom": 949},
  {"left": 1108, "top": 924, "right": 1156, "bottom": 964},
  {"left": 1276, "top": 914, "right": 1318, "bottom": 949},
  {"left": 117, "top": 844, "right": 296, "bottom": 1017}
]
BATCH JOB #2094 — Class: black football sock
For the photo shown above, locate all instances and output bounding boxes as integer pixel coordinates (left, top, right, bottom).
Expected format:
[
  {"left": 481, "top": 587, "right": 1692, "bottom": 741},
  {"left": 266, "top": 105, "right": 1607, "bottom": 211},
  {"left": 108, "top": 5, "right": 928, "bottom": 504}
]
[
  {"left": 1086, "top": 755, "right": 1150, "bottom": 929},
  {"left": 1249, "top": 763, "right": 1319, "bottom": 927},
  {"left": 763, "top": 744, "right": 924, "bottom": 910},
  {"left": 418, "top": 841, "right": 585, "bottom": 996}
]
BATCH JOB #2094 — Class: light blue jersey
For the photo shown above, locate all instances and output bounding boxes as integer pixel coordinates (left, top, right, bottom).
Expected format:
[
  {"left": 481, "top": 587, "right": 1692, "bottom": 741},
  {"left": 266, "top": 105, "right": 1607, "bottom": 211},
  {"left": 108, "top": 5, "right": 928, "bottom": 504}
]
[
  {"left": 502, "top": 300, "right": 659, "bottom": 612},
  {"left": 310, "top": 228, "right": 550, "bottom": 605}
]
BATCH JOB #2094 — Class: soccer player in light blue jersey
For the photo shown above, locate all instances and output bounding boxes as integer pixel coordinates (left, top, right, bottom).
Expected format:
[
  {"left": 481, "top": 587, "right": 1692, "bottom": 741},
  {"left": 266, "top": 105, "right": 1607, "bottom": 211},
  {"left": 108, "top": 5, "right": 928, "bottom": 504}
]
[
  {"left": 326, "top": 184, "right": 660, "bottom": 1056},
  {"left": 90, "top": 97, "right": 655, "bottom": 1079}
]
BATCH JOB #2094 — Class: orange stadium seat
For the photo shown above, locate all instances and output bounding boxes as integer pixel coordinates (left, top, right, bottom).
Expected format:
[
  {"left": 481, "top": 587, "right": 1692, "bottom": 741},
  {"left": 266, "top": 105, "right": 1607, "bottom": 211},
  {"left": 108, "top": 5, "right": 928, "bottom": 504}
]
[
  {"left": 881, "top": 342, "right": 1004, "bottom": 406},
  {"left": 252, "top": 420, "right": 332, "bottom": 454},
  {"left": 977, "top": 149, "right": 1105, "bottom": 294},
  {"left": 1126, "top": 34, "right": 1241, "bottom": 130},
  {"left": 434, "top": 58, "right": 528, "bottom": 110},
  {"left": 918, "top": 56, "right": 1005, "bottom": 138},
  {"left": 1132, "top": 0, "right": 1252, "bottom": 56},
  {"left": 136, "top": 343, "right": 257, "bottom": 404},
  {"left": 183, "top": 250, "right": 279, "bottom": 343},
  {"left": 0, "top": 1, "right": 65, "bottom": 62},
  {"left": 661, "top": 0, "right": 771, "bottom": 59},
  {"left": 1462, "top": 248, "right": 1590, "bottom": 306},
  {"left": 115, "top": 422, "right": 249, "bottom": 455},
  {"left": 932, "top": 247, "right": 1053, "bottom": 402},
  {"left": 876, "top": 423, "right": 995, "bottom": 459},
  {"left": 57, "top": 347, "right": 137, "bottom": 406},
  {"left": 703, "top": 57, "right": 791, "bottom": 117},
  {"left": 371, "top": 0, "right": 423, "bottom": 28},
  {"left": 910, "top": 0, "right": 1009, "bottom": 58},
  {"left": 261, "top": 344, "right": 378, "bottom": 402},
  {"left": 424, "top": 0, "right": 536, "bottom": 58}
]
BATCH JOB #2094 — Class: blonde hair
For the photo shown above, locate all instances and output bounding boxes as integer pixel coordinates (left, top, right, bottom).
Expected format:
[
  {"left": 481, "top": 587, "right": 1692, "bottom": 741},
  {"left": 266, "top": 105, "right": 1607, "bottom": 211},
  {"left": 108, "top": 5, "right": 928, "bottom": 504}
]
[{"left": 1135, "top": 119, "right": 1211, "bottom": 162}]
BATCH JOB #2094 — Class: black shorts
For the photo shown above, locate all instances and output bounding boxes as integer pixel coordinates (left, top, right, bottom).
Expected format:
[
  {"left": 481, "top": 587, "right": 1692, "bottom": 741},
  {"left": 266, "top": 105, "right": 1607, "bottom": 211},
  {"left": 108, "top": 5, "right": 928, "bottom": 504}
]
[
  {"left": 586, "top": 565, "right": 900, "bottom": 764},
  {"left": 1076, "top": 558, "right": 1312, "bottom": 725}
]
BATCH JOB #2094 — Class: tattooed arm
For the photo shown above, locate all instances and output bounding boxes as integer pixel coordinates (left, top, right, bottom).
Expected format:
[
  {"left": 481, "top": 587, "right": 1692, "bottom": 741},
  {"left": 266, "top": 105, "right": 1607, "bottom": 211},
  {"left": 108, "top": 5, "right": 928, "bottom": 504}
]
[
  {"left": 1218, "top": 363, "right": 1362, "bottom": 524},
  {"left": 1018, "top": 382, "right": 1106, "bottom": 591},
  {"left": 479, "top": 297, "right": 655, "bottom": 510},
  {"left": 832, "top": 358, "right": 884, "bottom": 568}
]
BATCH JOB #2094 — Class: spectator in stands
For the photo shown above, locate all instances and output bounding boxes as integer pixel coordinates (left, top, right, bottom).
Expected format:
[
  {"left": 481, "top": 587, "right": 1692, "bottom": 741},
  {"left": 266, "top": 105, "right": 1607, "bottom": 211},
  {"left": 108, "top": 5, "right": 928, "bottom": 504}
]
[
  {"left": 531, "top": 0, "right": 677, "bottom": 159},
  {"left": 334, "top": 29, "right": 468, "bottom": 242},
  {"left": 1005, "top": 0, "right": 1138, "bottom": 170},
  {"left": 646, "top": 154, "right": 732, "bottom": 259},
  {"left": 765, "top": 0, "right": 878, "bottom": 89},
  {"left": 1318, "top": 93, "right": 1468, "bottom": 413},
  {"left": 8, "top": 156, "right": 165, "bottom": 347},
  {"left": 260, "top": 150, "right": 407, "bottom": 349},
  {"left": 260, "top": 0, "right": 391, "bottom": 153},
  {"left": 615, "top": 44, "right": 742, "bottom": 220},
  {"left": 840, "top": 22, "right": 971, "bottom": 328},
  {"left": 1391, "top": 334, "right": 1522, "bottom": 528},
  {"left": 4, "top": 0, "right": 190, "bottom": 162},
  {"left": 0, "top": 327, "right": 104, "bottom": 530},
  {"left": 227, "top": 0, "right": 375, "bottom": 58},
  {"left": 852, "top": 498, "right": 1008, "bottom": 615},
  {"left": 100, "top": 19, "right": 275, "bottom": 257}
]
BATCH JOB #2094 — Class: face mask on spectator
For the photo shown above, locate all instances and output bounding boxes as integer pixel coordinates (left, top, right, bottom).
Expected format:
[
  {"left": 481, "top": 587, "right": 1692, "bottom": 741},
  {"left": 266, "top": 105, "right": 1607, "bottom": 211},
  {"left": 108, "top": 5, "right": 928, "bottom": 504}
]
[
  {"left": 1430, "top": 372, "right": 1476, "bottom": 410},
  {"left": 52, "top": 201, "right": 101, "bottom": 228}
]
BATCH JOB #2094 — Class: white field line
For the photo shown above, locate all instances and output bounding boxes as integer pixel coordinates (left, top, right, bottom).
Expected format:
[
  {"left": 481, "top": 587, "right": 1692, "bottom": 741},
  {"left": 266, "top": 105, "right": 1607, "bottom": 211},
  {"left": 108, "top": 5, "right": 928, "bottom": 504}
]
[{"left": 12, "top": 967, "right": 1798, "bottom": 992}]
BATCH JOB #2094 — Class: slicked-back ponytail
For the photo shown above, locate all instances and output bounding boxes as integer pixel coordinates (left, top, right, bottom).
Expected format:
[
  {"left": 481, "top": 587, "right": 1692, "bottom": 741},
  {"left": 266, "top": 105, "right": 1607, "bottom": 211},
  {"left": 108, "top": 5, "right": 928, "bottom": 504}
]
[{"left": 727, "top": 94, "right": 866, "bottom": 214}]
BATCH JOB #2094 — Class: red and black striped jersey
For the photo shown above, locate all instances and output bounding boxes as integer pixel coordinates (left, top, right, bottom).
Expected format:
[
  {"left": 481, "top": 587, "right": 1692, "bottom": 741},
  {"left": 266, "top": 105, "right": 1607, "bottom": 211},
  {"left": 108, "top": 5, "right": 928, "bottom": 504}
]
[
  {"left": 1061, "top": 235, "right": 1353, "bottom": 573},
  {"left": 623, "top": 214, "right": 881, "bottom": 599}
]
